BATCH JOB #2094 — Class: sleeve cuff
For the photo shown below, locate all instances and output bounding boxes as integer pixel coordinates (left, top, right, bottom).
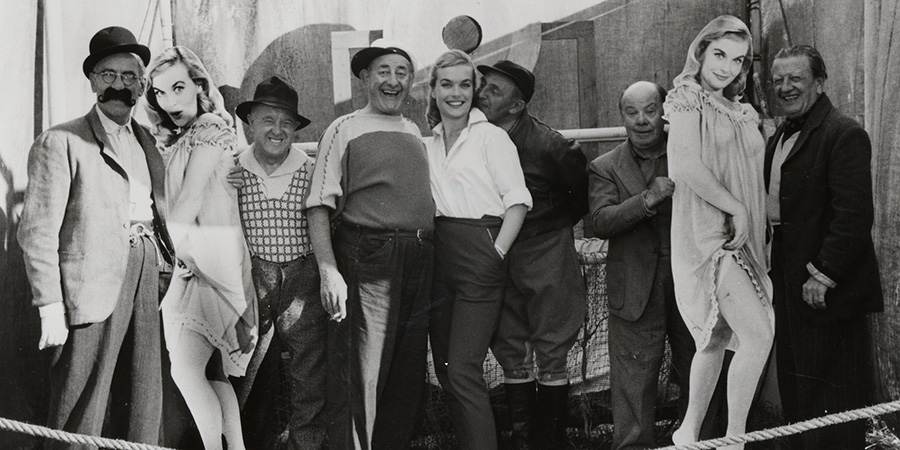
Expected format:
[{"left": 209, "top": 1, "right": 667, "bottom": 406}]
[
  {"left": 502, "top": 187, "right": 534, "bottom": 211},
  {"left": 38, "top": 302, "right": 65, "bottom": 318},
  {"left": 640, "top": 191, "right": 658, "bottom": 217},
  {"left": 806, "top": 262, "right": 838, "bottom": 289}
]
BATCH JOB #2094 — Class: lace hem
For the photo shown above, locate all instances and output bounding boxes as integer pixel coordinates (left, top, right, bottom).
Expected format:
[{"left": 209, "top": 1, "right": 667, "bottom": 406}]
[
  {"left": 695, "top": 248, "right": 769, "bottom": 351},
  {"left": 164, "top": 312, "right": 255, "bottom": 377}
]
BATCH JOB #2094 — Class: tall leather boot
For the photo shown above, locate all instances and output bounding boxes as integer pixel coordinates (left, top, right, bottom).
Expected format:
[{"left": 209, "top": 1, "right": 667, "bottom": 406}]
[
  {"left": 536, "top": 383, "right": 574, "bottom": 450},
  {"left": 505, "top": 381, "right": 537, "bottom": 449}
]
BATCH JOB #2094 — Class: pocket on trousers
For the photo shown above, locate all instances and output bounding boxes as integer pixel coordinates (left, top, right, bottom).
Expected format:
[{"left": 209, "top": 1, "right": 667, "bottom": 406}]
[{"left": 356, "top": 235, "right": 393, "bottom": 265}]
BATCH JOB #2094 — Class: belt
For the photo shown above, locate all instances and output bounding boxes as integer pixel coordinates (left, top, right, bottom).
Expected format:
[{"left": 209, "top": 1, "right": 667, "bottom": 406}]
[
  {"left": 129, "top": 220, "right": 163, "bottom": 265},
  {"left": 337, "top": 222, "right": 433, "bottom": 240}
]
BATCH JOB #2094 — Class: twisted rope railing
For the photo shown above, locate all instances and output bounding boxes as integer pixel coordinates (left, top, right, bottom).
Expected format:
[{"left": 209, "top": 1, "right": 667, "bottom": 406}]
[
  {"left": 0, "top": 417, "right": 177, "bottom": 450},
  {"left": 1, "top": 398, "right": 898, "bottom": 449},
  {"left": 654, "top": 399, "right": 900, "bottom": 450}
]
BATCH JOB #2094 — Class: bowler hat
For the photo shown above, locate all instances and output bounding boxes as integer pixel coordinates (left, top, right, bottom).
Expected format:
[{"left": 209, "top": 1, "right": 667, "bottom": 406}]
[
  {"left": 82, "top": 26, "right": 151, "bottom": 78},
  {"left": 236, "top": 76, "right": 311, "bottom": 130},
  {"left": 351, "top": 45, "right": 413, "bottom": 79},
  {"left": 477, "top": 60, "right": 536, "bottom": 103}
]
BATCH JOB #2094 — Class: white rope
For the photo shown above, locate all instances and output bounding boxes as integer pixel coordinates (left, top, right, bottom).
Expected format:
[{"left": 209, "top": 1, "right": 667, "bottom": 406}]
[
  {"left": 654, "top": 399, "right": 900, "bottom": 450},
  {"left": 0, "top": 417, "right": 178, "bottom": 450}
]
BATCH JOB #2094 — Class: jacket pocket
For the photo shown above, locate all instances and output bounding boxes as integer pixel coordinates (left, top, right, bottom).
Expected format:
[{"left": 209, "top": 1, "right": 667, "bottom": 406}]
[{"left": 59, "top": 251, "right": 85, "bottom": 308}]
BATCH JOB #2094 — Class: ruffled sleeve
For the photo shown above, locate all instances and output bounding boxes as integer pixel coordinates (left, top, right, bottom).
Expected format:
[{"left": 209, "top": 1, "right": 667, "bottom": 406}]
[
  {"left": 663, "top": 82, "right": 704, "bottom": 119},
  {"left": 187, "top": 113, "right": 237, "bottom": 153}
]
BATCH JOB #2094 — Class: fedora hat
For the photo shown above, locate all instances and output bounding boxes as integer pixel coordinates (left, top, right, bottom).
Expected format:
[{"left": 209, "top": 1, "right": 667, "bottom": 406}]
[
  {"left": 82, "top": 26, "right": 151, "bottom": 78},
  {"left": 350, "top": 42, "right": 414, "bottom": 79},
  {"left": 236, "top": 76, "right": 311, "bottom": 130},
  {"left": 477, "top": 60, "right": 536, "bottom": 103}
]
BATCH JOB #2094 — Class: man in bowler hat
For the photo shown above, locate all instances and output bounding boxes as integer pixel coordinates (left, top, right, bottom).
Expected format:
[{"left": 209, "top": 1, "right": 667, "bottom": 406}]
[
  {"left": 18, "top": 26, "right": 172, "bottom": 448},
  {"left": 235, "top": 76, "right": 328, "bottom": 450}
]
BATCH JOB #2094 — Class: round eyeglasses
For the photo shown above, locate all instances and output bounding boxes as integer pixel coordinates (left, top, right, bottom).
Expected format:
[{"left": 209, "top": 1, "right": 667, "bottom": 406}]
[{"left": 92, "top": 71, "right": 139, "bottom": 86}]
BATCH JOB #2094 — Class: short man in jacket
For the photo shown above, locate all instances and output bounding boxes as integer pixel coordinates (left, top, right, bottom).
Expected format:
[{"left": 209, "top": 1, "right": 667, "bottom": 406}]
[
  {"left": 478, "top": 60, "right": 588, "bottom": 449},
  {"left": 767, "top": 45, "right": 883, "bottom": 450},
  {"left": 17, "top": 26, "right": 172, "bottom": 448},
  {"left": 589, "top": 81, "right": 724, "bottom": 449}
]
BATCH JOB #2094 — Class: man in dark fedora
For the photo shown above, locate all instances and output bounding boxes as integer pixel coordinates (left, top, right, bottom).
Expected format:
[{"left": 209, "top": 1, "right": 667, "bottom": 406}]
[
  {"left": 305, "top": 40, "right": 434, "bottom": 449},
  {"left": 478, "top": 60, "right": 588, "bottom": 449},
  {"left": 17, "top": 26, "right": 172, "bottom": 448},
  {"left": 234, "top": 76, "right": 328, "bottom": 450}
]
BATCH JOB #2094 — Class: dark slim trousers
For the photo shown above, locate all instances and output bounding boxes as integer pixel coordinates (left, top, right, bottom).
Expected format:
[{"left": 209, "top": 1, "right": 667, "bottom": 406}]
[
  {"left": 46, "top": 234, "right": 162, "bottom": 450},
  {"left": 327, "top": 225, "right": 433, "bottom": 450},
  {"left": 430, "top": 217, "right": 507, "bottom": 450},
  {"left": 771, "top": 238, "right": 870, "bottom": 450},
  {"left": 244, "top": 255, "right": 328, "bottom": 450}
]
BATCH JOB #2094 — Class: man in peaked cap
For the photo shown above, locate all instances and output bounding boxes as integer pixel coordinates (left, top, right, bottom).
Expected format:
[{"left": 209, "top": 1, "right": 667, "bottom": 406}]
[
  {"left": 234, "top": 76, "right": 328, "bottom": 450},
  {"left": 305, "top": 40, "right": 435, "bottom": 449},
  {"left": 478, "top": 60, "right": 588, "bottom": 450},
  {"left": 18, "top": 26, "right": 172, "bottom": 448}
]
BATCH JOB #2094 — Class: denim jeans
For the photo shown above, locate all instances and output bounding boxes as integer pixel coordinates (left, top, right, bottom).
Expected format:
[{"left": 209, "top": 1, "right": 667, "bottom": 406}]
[{"left": 327, "top": 224, "right": 434, "bottom": 450}]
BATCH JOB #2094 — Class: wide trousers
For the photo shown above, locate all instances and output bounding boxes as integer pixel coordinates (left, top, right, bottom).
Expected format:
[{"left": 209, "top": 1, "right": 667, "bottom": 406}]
[
  {"left": 327, "top": 224, "right": 433, "bottom": 450},
  {"left": 430, "top": 216, "right": 507, "bottom": 450},
  {"left": 243, "top": 255, "right": 328, "bottom": 450},
  {"left": 492, "top": 227, "right": 585, "bottom": 383},
  {"left": 46, "top": 233, "right": 162, "bottom": 450},
  {"left": 771, "top": 238, "right": 871, "bottom": 450}
]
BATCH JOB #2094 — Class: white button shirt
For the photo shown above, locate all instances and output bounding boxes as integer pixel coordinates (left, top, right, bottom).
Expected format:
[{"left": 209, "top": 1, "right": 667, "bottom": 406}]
[
  {"left": 425, "top": 109, "right": 532, "bottom": 219},
  {"left": 96, "top": 105, "right": 154, "bottom": 222}
]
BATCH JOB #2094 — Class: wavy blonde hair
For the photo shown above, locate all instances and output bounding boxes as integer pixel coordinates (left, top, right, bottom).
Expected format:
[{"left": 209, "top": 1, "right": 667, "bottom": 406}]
[
  {"left": 426, "top": 49, "right": 481, "bottom": 129},
  {"left": 673, "top": 15, "right": 753, "bottom": 101},
  {"left": 144, "top": 46, "right": 232, "bottom": 145}
]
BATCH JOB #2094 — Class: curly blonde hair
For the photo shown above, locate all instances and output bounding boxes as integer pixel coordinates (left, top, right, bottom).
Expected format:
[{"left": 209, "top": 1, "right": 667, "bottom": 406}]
[{"left": 144, "top": 46, "right": 232, "bottom": 145}]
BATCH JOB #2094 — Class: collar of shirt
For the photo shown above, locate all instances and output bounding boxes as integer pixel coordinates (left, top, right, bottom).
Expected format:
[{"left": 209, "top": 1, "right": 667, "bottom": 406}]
[
  {"left": 431, "top": 108, "right": 490, "bottom": 138},
  {"left": 95, "top": 104, "right": 134, "bottom": 136},
  {"left": 239, "top": 145, "right": 308, "bottom": 180}
]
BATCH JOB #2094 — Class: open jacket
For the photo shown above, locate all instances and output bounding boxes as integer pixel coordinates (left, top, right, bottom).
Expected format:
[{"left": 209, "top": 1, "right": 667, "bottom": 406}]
[
  {"left": 18, "top": 107, "right": 173, "bottom": 326},
  {"left": 765, "top": 94, "right": 882, "bottom": 324}
]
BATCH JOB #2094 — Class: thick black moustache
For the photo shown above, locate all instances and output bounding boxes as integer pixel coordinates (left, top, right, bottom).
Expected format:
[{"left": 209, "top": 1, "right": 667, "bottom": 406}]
[{"left": 98, "top": 88, "right": 137, "bottom": 106}]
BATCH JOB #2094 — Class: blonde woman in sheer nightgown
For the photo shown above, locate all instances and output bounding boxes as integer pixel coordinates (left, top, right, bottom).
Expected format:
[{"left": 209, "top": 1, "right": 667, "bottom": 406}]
[{"left": 664, "top": 16, "right": 774, "bottom": 450}]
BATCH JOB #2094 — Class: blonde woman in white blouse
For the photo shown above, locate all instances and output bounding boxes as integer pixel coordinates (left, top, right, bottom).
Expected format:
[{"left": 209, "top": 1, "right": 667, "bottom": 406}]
[{"left": 425, "top": 49, "right": 532, "bottom": 450}]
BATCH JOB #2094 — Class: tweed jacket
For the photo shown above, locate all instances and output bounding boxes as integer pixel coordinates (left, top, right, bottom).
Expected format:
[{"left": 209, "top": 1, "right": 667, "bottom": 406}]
[
  {"left": 18, "top": 107, "right": 171, "bottom": 326},
  {"left": 765, "top": 94, "right": 883, "bottom": 324},
  {"left": 589, "top": 137, "right": 670, "bottom": 321}
]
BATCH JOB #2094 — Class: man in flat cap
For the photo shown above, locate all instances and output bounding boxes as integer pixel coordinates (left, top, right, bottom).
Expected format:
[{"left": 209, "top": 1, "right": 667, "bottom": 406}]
[
  {"left": 305, "top": 41, "right": 434, "bottom": 449},
  {"left": 18, "top": 26, "right": 172, "bottom": 448},
  {"left": 235, "top": 76, "right": 328, "bottom": 450},
  {"left": 478, "top": 60, "right": 588, "bottom": 449}
]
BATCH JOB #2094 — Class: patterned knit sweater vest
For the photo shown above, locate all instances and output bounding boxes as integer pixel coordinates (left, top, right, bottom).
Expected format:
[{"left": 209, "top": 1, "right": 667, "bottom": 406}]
[{"left": 238, "top": 167, "right": 310, "bottom": 263}]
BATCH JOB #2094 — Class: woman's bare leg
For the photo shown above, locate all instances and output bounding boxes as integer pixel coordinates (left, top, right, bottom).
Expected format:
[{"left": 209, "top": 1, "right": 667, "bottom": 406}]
[
  {"left": 169, "top": 331, "right": 224, "bottom": 450},
  {"left": 672, "top": 318, "right": 730, "bottom": 445},
  {"left": 715, "top": 257, "right": 775, "bottom": 450}
]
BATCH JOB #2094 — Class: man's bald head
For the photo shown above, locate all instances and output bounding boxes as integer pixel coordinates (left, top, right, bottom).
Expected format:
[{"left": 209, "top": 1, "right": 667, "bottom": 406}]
[
  {"left": 619, "top": 81, "right": 667, "bottom": 151},
  {"left": 618, "top": 81, "right": 667, "bottom": 113}
]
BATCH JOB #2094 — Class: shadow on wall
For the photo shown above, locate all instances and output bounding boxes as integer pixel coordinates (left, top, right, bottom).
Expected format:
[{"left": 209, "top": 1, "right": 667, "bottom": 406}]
[{"left": 223, "top": 23, "right": 428, "bottom": 147}]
